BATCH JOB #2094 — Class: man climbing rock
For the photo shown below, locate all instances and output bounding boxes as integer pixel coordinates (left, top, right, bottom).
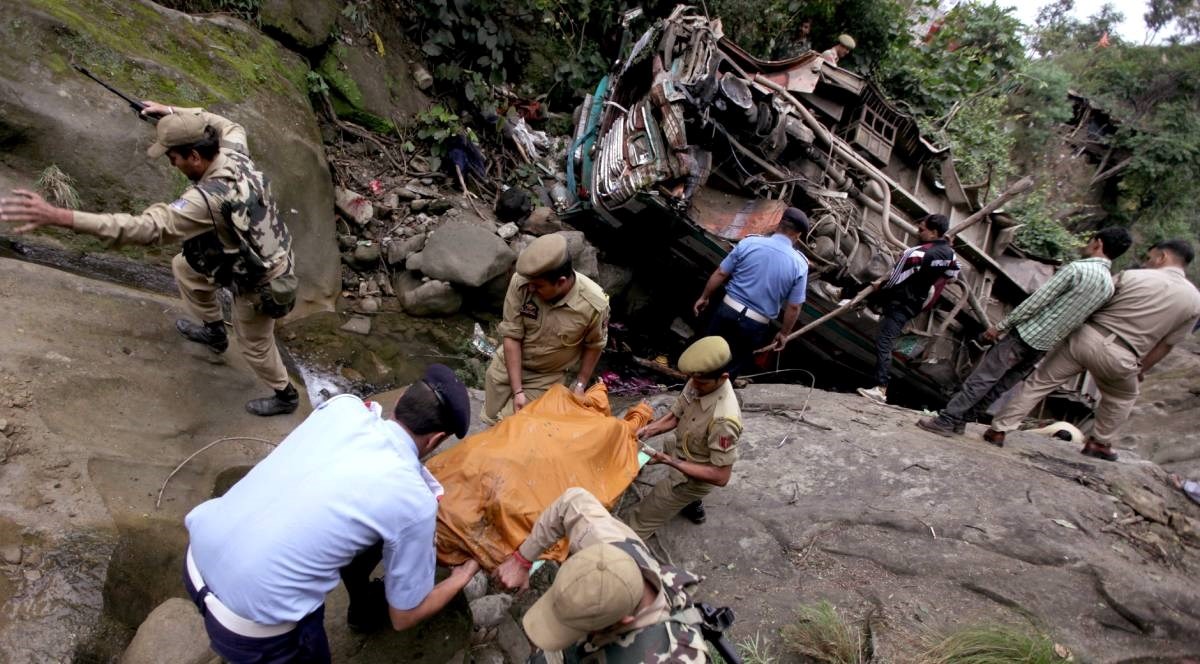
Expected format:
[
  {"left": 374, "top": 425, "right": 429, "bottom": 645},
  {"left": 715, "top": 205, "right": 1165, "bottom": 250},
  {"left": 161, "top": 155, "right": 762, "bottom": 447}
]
[
  {"left": 493, "top": 487, "right": 709, "bottom": 662},
  {"left": 183, "top": 364, "right": 478, "bottom": 663},
  {"left": 858, "top": 214, "right": 960, "bottom": 404},
  {"left": 693, "top": 207, "right": 810, "bottom": 378},
  {"left": 482, "top": 233, "right": 610, "bottom": 424},
  {"left": 626, "top": 336, "right": 742, "bottom": 538},
  {"left": 916, "top": 227, "right": 1132, "bottom": 439},
  {"left": 0, "top": 102, "right": 301, "bottom": 416},
  {"left": 985, "top": 239, "right": 1200, "bottom": 461}
]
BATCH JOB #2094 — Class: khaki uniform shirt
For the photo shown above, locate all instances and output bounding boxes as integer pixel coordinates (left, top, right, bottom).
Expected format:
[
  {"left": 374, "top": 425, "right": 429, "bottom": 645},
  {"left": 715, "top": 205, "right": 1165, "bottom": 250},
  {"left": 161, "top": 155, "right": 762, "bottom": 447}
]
[
  {"left": 668, "top": 379, "right": 742, "bottom": 467},
  {"left": 495, "top": 272, "right": 609, "bottom": 373},
  {"left": 519, "top": 489, "right": 672, "bottom": 641},
  {"left": 1089, "top": 266, "right": 1200, "bottom": 358},
  {"left": 70, "top": 110, "right": 290, "bottom": 282}
]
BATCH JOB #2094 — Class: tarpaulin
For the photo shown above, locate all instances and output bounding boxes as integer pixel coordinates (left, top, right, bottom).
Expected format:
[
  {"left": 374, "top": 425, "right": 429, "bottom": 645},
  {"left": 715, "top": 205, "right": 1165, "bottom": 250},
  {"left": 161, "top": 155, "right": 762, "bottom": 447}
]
[{"left": 426, "top": 383, "right": 651, "bottom": 570}]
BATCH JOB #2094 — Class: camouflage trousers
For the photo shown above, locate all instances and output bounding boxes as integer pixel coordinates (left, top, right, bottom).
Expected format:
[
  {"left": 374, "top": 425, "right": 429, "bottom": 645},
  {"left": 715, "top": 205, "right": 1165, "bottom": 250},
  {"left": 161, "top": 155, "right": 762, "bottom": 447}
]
[
  {"left": 172, "top": 253, "right": 290, "bottom": 391},
  {"left": 625, "top": 468, "right": 714, "bottom": 540}
]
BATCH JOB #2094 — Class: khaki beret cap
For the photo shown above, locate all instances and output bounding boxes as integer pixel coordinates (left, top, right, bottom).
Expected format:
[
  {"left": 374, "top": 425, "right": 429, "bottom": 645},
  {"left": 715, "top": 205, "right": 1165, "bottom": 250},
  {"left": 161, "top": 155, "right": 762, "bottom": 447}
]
[
  {"left": 516, "top": 234, "right": 569, "bottom": 277},
  {"left": 147, "top": 111, "right": 208, "bottom": 158},
  {"left": 838, "top": 34, "right": 856, "bottom": 49},
  {"left": 678, "top": 336, "right": 732, "bottom": 375}
]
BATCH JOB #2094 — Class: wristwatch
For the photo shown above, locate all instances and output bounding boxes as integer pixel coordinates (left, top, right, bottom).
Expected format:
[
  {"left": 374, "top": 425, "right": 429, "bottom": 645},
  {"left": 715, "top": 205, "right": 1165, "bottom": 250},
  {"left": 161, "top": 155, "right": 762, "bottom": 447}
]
[{"left": 573, "top": 380, "right": 586, "bottom": 390}]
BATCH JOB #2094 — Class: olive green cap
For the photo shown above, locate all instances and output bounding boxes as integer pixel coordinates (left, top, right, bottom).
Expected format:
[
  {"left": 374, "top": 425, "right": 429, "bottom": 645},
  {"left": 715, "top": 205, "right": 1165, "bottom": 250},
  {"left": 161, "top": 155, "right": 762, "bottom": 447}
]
[
  {"left": 516, "top": 234, "right": 569, "bottom": 277},
  {"left": 522, "top": 543, "right": 642, "bottom": 651},
  {"left": 678, "top": 336, "right": 732, "bottom": 374},
  {"left": 146, "top": 111, "right": 208, "bottom": 158}
]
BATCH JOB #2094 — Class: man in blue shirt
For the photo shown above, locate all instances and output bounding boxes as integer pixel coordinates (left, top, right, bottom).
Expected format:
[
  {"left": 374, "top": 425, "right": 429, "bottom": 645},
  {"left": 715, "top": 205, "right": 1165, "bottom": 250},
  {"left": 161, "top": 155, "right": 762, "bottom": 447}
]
[
  {"left": 183, "top": 364, "right": 477, "bottom": 663},
  {"left": 693, "top": 207, "right": 810, "bottom": 378}
]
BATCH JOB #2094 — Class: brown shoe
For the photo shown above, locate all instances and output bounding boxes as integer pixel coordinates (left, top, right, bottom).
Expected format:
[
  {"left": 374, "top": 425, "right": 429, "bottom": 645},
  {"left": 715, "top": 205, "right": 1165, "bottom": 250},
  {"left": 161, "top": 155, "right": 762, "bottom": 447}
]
[
  {"left": 916, "top": 417, "right": 957, "bottom": 438},
  {"left": 982, "top": 428, "right": 1005, "bottom": 447},
  {"left": 1080, "top": 438, "right": 1118, "bottom": 462}
]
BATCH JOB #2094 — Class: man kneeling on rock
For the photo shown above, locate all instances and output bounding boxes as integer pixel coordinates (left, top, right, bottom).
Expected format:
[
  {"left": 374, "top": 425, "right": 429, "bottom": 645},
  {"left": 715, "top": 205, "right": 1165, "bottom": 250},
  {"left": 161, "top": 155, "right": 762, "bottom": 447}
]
[
  {"left": 494, "top": 487, "right": 709, "bottom": 661},
  {"left": 626, "top": 336, "right": 742, "bottom": 538},
  {"left": 0, "top": 102, "right": 301, "bottom": 416},
  {"left": 182, "top": 365, "right": 479, "bottom": 663},
  {"left": 482, "top": 233, "right": 610, "bottom": 424}
]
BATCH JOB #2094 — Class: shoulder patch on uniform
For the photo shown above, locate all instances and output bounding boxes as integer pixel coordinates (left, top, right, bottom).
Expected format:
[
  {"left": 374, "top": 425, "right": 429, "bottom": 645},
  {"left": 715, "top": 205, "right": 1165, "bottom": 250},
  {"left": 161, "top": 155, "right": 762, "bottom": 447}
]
[
  {"left": 169, "top": 198, "right": 189, "bottom": 211},
  {"left": 576, "top": 274, "right": 610, "bottom": 312}
]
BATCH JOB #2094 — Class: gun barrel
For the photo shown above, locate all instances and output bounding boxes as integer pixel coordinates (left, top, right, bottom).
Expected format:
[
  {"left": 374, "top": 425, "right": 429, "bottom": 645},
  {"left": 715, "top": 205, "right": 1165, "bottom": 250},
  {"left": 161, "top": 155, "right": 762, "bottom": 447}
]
[{"left": 72, "top": 66, "right": 149, "bottom": 116}]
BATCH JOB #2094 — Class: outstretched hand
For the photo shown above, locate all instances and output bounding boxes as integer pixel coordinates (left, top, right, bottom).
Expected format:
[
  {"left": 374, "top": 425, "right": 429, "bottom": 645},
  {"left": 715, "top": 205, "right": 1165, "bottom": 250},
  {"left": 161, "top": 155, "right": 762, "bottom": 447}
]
[
  {"left": 494, "top": 553, "right": 531, "bottom": 592},
  {"left": 140, "top": 101, "right": 174, "bottom": 118},
  {"left": 0, "top": 190, "right": 72, "bottom": 234}
]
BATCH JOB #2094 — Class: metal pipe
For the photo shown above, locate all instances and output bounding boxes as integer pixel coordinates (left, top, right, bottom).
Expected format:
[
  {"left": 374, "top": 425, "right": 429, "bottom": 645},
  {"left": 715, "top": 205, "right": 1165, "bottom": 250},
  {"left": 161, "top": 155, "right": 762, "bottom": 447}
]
[{"left": 753, "top": 75, "right": 906, "bottom": 251}]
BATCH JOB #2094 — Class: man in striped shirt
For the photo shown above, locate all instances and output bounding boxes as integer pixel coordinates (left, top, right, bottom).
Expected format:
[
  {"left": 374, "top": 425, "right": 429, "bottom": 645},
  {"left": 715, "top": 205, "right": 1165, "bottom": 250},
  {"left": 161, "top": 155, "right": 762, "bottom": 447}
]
[
  {"left": 916, "top": 227, "right": 1131, "bottom": 439},
  {"left": 858, "top": 214, "right": 960, "bottom": 404}
]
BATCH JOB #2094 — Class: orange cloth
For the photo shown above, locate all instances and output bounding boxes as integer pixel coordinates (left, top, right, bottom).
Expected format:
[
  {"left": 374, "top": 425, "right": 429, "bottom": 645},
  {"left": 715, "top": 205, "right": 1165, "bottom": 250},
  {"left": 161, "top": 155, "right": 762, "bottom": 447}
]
[{"left": 426, "top": 383, "right": 651, "bottom": 570}]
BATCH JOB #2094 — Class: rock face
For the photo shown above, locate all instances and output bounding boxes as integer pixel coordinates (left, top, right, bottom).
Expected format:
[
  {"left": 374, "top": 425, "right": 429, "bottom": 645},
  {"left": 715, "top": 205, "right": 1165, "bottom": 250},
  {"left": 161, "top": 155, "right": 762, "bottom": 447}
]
[
  {"left": 402, "top": 280, "right": 462, "bottom": 317},
  {"left": 409, "top": 220, "right": 515, "bottom": 288},
  {"left": 0, "top": 2, "right": 339, "bottom": 314},
  {"left": 520, "top": 206, "right": 564, "bottom": 236},
  {"left": 119, "top": 598, "right": 214, "bottom": 664},
  {"left": 258, "top": 0, "right": 340, "bottom": 48}
]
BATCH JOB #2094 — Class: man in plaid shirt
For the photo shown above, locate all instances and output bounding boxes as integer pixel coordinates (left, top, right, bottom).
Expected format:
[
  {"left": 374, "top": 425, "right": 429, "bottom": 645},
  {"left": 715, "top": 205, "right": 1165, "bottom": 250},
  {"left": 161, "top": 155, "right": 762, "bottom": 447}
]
[{"left": 916, "top": 227, "right": 1132, "bottom": 440}]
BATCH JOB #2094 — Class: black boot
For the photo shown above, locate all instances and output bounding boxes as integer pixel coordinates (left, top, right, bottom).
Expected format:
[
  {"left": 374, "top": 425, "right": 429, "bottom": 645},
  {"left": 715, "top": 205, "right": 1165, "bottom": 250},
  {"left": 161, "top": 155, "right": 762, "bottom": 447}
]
[
  {"left": 245, "top": 384, "right": 300, "bottom": 417},
  {"left": 176, "top": 319, "right": 228, "bottom": 353},
  {"left": 680, "top": 500, "right": 706, "bottom": 524}
]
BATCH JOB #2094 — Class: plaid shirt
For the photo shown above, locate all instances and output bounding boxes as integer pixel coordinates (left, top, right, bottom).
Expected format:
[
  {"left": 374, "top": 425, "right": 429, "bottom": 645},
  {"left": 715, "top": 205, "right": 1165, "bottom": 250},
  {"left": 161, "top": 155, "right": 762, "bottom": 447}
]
[{"left": 996, "top": 256, "right": 1113, "bottom": 351}]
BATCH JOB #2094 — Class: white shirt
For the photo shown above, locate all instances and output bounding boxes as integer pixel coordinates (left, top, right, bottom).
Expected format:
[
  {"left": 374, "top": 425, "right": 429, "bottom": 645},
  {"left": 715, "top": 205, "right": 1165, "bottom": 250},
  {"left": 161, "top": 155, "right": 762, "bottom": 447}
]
[{"left": 185, "top": 394, "right": 442, "bottom": 624}]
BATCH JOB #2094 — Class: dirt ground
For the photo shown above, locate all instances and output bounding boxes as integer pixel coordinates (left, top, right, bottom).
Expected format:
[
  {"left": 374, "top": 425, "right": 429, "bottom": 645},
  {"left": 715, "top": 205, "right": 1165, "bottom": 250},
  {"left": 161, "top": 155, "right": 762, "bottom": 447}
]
[{"left": 1, "top": 255, "right": 1198, "bottom": 663}]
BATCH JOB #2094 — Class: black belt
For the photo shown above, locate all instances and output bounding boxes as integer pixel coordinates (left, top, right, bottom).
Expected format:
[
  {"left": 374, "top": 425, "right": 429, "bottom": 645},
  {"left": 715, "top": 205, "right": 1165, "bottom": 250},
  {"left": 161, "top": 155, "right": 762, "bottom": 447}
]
[{"left": 1088, "top": 323, "right": 1138, "bottom": 357}]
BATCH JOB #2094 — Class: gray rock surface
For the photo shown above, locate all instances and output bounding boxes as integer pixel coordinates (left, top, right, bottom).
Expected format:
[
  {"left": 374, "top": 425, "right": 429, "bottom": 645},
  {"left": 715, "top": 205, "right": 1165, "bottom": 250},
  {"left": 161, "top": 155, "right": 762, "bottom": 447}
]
[
  {"left": 469, "top": 594, "right": 513, "bottom": 629},
  {"left": 402, "top": 280, "right": 463, "bottom": 317},
  {"left": 496, "top": 614, "right": 532, "bottom": 663},
  {"left": 258, "top": 0, "right": 339, "bottom": 48},
  {"left": 119, "top": 598, "right": 214, "bottom": 664},
  {"left": 496, "top": 222, "right": 520, "bottom": 241},
  {"left": 520, "top": 207, "right": 563, "bottom": 236},
  {"left": 411, "top": 221, "right": 515, "bottom": 288},
  {"left": 596, "top": 261, "right": 634, "bottom": 297},
  {"left": 464, "top": 571, "right": 489, "bottom": 601},
  {"left": 336, "top": 188, "right": 375, "bottom": 226},
  {"left": 471, "top": 647, "right": 505, "bottom": 664},
  {"left": 384, "top": 234, "right": 427, "bottom": 266},
  {"left": 340, "top": 315, "right": 373, "bottom": 335}
]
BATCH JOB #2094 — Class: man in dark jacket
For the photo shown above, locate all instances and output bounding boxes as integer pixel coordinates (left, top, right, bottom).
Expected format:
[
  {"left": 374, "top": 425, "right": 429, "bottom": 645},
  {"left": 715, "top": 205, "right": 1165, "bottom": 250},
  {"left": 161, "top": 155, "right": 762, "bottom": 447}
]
[{"left": 858, "top": 214, "right": 960, "bottom": 404}]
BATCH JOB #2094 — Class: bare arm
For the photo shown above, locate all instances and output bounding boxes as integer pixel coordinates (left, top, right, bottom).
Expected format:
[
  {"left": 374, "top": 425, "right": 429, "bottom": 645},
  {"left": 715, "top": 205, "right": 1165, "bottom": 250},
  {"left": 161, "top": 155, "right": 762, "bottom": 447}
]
[
  {"left": 769, "top": 302, "right": 803, "bottom": 351},
  {"left": 636, "top": 412, "right": 679, "bottom": 440},
  {"left": 1139, "top": 341, "right": 1174, "bottom": 379},
  {"left": 648, "top": 451, "right": 732, "bottom": 486},
  {"left": 0, "top": 190, "right": 74, "bottom": 233},
  {"left": 575, "top": 346, "right": 602, "bottom": 393},
  {"left": 694, "top": 268, "right": 731, "bottom": 317},
  {"left": 502, "top": 337, "right": 528, "bottom": 411},
  {"left": 389, "top": 560, "right": 480, "bottom": 631}
]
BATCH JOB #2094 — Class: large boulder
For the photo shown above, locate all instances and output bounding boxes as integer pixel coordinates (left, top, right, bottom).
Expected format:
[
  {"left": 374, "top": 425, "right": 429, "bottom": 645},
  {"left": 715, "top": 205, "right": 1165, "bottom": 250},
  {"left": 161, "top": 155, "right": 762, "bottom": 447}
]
[
  {"left": 0, "top": 2, "right": 339, "bottom": 315},
  {"left": 258, "top": 0, "right": 340, "bottom": 49},
  {"left": 402, "top": 280, "right": 463, "bottom": 317},
  {"left": 409, "top": 220, "right": 515, "bottom": 288},
  {"left": 120, "top": 598, "right": 214, "bottom": 664},
  {"left": 317, "top": 10, "right": 432, "bottom": 131}
]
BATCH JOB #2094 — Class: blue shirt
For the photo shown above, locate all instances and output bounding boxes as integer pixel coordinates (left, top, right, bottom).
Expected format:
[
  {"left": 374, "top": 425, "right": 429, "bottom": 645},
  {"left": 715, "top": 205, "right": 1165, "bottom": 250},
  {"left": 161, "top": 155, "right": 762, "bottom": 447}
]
[
  {"left": 718, "top": 233, "right": 809, "bottom": 319},
  {"left": 184, "top": 394, "right": 441, "bottom": 624}
]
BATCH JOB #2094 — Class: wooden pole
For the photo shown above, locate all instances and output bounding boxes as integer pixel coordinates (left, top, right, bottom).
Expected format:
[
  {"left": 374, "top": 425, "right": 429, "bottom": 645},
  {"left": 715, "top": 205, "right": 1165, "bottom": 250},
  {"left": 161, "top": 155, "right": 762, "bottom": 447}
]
[
  {"left": 944, "top": 176, "right": 1035, "bottom": 240},
  {"left": 756, "top": 282, "right": 880, "bottom": 353}
]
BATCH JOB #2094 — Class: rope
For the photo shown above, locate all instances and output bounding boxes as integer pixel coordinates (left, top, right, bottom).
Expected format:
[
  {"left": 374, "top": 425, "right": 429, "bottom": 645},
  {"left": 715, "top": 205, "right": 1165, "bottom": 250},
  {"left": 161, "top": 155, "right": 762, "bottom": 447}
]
[{"left": 156, "top": 436, "right": 278, "bottom": 509}]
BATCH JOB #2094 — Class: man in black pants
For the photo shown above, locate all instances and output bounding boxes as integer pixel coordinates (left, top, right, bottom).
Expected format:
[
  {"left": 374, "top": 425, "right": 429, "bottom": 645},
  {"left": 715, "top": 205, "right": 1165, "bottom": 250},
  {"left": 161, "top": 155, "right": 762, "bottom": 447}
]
[{"left": 858, "top": 214, "right": 960, "bottom": 404}]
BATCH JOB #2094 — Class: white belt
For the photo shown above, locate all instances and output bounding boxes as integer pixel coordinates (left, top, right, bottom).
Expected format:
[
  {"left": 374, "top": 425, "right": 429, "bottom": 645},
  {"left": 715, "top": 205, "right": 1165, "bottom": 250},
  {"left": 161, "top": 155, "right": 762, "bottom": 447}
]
[
  {"left": 187, "top": 548, "right": 297, "bottom": 639},
  {"left": 722, "top": 295, "right": 770, "bottom": 324}
]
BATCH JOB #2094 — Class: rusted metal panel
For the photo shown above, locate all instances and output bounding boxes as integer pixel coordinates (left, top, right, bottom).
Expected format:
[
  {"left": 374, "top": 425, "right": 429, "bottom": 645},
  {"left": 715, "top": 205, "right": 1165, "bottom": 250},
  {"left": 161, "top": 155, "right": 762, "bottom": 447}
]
[{"left": 690, "top": 190, "right": 787, "bottom": 241}]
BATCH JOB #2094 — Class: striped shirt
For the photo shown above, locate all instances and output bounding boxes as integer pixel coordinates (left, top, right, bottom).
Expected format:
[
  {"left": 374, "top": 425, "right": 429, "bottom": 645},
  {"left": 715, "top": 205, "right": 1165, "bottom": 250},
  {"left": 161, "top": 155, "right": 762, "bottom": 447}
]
[{"left": 996, "top": 256, "right": 1113, "bottom": 351}]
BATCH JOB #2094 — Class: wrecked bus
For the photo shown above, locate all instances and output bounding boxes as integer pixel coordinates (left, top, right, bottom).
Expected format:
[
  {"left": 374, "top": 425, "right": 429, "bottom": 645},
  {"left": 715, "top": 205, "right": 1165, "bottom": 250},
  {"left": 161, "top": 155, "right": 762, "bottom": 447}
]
[{"left": 559, "top": 6, "right": 1083, "bottom": 412}]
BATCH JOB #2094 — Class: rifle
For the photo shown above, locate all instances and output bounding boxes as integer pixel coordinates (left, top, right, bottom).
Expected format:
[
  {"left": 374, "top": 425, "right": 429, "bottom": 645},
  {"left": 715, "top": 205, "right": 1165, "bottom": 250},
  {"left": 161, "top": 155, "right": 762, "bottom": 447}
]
[
  {"left": 696, "top": 602, "right": 742, "bottom": 664},
  {"left": 72, "top": 66, "right": 159, "bottom": 124}
]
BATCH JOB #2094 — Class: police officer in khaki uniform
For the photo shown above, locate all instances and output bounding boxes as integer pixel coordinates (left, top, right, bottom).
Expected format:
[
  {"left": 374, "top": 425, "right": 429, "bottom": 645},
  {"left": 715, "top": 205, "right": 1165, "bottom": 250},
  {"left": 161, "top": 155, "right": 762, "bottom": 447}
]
[
  {"left": 626, "top": 336, "right": 742, "bottom": 538},
  {"left": 483, "top": 233, "right": 610, "bottom": 425},
  {"left": 493, "top": 487, "right": 709, "bottom": 663},
  {"left": 0, "top": 102, "right": 300, "bottom": 416}
]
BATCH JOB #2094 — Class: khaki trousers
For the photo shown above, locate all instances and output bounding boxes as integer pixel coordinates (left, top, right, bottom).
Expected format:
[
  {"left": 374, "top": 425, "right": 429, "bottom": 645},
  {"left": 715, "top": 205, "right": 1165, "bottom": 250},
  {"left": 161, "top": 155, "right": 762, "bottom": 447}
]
[
  {"left": 481, "top": 354, "right": 567, "bottom": 425},
  {"left": 172, "top": 254, "right": 290, "bottom": 391},
  {"left": 625, "top": 468, "right": 714, "bottom": 540},
  {"left": 991, "top": 324, "right": 1139, "bottom": 445}
]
